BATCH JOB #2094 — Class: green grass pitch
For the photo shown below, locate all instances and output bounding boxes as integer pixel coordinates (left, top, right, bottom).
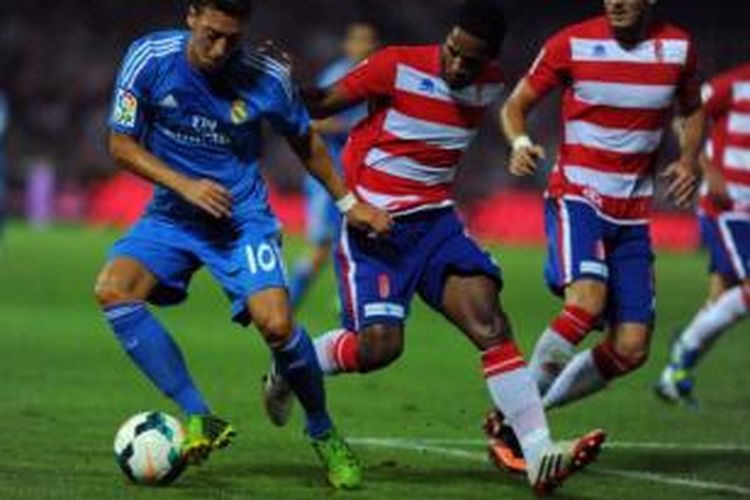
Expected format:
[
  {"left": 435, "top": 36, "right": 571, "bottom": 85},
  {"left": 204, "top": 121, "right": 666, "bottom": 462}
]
[{"left": 1, "top": 223, "right": 748, "bottom": 499}]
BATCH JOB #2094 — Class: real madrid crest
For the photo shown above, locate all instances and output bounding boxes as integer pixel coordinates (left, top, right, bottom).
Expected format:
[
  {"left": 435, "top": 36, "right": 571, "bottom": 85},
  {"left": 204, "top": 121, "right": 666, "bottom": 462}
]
[{"left": 230, "top": 99, "right": 248, "bottom": 125}]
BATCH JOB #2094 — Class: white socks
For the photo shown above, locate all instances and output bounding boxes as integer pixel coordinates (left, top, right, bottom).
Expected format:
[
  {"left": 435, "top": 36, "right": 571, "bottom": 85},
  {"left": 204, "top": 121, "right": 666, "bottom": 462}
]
[
  {"left": 542, "top": 350, "right": 607, "bottom": 410},
  {"left": 485, "top": 367, "right": 551, "bottom": 467},
  {"left": 680, "top": 285, "right": 749, "bottom": 355},
  {"left": 529, "top": 328, "right": 576, "bottom": 396}
]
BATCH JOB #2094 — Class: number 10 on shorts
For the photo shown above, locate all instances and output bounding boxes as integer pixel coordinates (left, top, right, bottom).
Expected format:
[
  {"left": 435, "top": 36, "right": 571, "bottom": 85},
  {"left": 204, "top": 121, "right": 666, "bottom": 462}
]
[{"left": 245, "top": 242, "right": 279, "bottom": 275}]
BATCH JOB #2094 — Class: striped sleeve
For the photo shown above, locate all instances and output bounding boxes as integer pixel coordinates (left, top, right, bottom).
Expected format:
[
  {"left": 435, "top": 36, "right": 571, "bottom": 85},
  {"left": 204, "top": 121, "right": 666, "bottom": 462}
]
[
  {"left": 676, "top": 37, "right": 702, "bottom": 113},
  {"left": 526, "top": 32, "right": 570, "bottom": 97},
  {"left": 246, "top": 52, "right": 311, "bottom": 137},
  {"left": 108, "top": 36, "right": 180, "bottom": 136},
  {"left": 338, "top": 47, "right": 398, "bottom": 101},
  {"left": 702, "top": 71, "right": 733, "bottom": 118}
]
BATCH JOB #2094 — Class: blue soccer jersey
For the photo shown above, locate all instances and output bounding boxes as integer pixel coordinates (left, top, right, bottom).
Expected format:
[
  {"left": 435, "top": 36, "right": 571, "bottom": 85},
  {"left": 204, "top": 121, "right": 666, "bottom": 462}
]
[
  {"left": 108, "top": 30, "right": 310, "bottom": 224},
  {"left": 107, "top": 30, "right": 310, "bottom": 323}
]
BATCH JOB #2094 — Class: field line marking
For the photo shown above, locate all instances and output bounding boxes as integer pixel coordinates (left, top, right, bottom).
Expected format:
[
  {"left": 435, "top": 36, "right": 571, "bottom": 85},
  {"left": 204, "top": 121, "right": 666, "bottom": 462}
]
[
  {"left": 351, "top": 437, "right": 750, "bottom": 496},
  {"left": 363, "top": 437, "right": 750, "bottom": 453},
  {"left": 352, "top": 438, "right": 487, "bottom": 463},
  {"left": 594, "top": 468, "right": 750, "bottom": 496}
]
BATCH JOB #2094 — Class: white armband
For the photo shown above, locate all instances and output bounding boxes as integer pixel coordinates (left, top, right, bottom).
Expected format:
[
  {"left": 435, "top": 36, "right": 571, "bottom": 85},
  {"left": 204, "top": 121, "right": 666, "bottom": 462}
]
[
  {"left": 512, "top": 135, "right": 534, "bottom": 151},
  {"left": 335, "top": 192, "right": 358, "bottom": 214}
]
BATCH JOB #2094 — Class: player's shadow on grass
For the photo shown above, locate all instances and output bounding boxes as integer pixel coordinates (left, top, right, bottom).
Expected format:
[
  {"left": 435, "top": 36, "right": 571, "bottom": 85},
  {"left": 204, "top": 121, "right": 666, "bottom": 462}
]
[
  {"left": 608, "top": 449, "right": 750, "bottom": 475},
  {"left": 167, "top": 461, "right": 599, "bottom": 499},
  {"left": 367, "top": 462, "right": 598, "bottom": 499}
]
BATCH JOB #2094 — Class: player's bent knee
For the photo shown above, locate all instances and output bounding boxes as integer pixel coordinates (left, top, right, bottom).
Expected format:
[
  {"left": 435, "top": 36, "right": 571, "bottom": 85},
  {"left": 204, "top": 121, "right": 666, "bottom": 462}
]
[
  {"left": 358, "top": 324, "right": 404, "bottom": 373},
  {"left": 594, "top": 340, "right": 648, "bottom": 379},
  {"left": 257, "top": 315, "right": 295, "bottom": 349},
  {"left": 614, "top": 344, "right": 649, "bottom": 373},
  {"left": 94, "top": 278, "right": 137, "bottom": 308}
]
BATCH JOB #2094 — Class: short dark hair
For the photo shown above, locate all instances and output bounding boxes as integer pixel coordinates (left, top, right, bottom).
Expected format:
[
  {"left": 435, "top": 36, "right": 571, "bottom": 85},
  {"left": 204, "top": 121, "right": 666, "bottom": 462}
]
[
  {"left": 455, "top": 0, "right": 507, "bottom": 54},
  {"left": 188, "top": 0, "right": 253, "bottom": 18}
]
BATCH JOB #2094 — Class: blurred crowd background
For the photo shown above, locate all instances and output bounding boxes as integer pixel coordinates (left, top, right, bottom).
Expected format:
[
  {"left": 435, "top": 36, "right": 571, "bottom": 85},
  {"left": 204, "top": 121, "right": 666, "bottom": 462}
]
[{"left": 0, "top": 0, "right": 747, "bottom": 223}]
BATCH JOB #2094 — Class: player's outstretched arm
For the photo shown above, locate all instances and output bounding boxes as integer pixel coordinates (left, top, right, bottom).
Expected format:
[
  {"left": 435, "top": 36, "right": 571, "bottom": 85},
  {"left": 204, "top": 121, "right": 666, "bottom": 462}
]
[
  {"left": 108, "top": 132, "right": 232, "bottom": 218},
  {"left": 302, "top": 85, "right": 359, "bottom": 120},
  {"left": 285, "top": 131, "right": 392, "bottom": 236},
  {"left": 501, "top": 79, "right": 546, "bottom": 177}
]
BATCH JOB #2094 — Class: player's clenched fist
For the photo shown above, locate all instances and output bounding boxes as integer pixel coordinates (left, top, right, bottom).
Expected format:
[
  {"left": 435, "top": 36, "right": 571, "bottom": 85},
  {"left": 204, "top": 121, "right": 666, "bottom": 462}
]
[
  {"left": 509, "top": 136, "right": 545, "bottom": 177},
  {"left": 178, "top": 178, "right": 233, "bottom": 218}
]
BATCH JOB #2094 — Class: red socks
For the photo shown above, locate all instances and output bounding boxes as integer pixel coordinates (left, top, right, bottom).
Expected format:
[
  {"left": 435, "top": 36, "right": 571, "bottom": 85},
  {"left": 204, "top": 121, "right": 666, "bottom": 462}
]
[
  {"left": 331, "top": 330, "right": 360, "bottom": 373},
  {"left": 551, "top": 305, "right": 598, "bottom": 345},
  {"left": 482, "top": 340, "right": 526, "bottom": 378}
]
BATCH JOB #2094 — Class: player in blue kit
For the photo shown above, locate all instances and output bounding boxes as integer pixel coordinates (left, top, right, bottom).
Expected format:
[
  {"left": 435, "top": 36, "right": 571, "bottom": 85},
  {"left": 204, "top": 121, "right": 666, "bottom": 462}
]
[
  {"left": 288, "top": 21, "right": 379, "bottom": 309},
  {"left": 93, "top": 0, "right": 391, "bottom": 489}
]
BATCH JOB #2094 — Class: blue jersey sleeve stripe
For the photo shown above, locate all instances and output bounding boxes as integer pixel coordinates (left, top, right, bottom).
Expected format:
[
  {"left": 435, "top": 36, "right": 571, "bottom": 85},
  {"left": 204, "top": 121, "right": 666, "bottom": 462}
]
[
  {"left": 244, "top": 54, "right": 291, "bottom": 83},
  {"left": 119, "top": 37, "right": 182, "bottom": 89},
  {"left": 121, "top": 37, "right": 183, "bottom": 84},
  {"left": 244, "top": 54, "right": 294, "bottom": 102},
  {"left": 120, "top": 35, "right": 183, "bottom": 82},
  {"left": 120, "top": 40, "right": 182, "bottom": 89},
  {"left": 122, "top": 44, "right": 182, "bottom": 90},
  {"left": 255, "top": 53, "right": 291, "bottom": 79}
]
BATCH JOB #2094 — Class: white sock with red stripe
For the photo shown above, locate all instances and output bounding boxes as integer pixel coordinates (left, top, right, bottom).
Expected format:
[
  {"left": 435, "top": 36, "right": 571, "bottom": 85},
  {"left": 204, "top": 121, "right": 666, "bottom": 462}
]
[
  {"left": 313, "top": 329, "right": 360, "bottom": 375},
  {"left": 482, "top": 340, "right": 551, "bottom": 468},
  {"left": 679, "top": 285, "right": 750, "bottom": 359},
  {"left": 530, "top": 305, "right": 598, "bottom": 395},
  {"left": 541, "top": 337, "right": 643, "bottom": 410},
  {"left": 542, "top": 349, "right": 607, "bottom": 410}
]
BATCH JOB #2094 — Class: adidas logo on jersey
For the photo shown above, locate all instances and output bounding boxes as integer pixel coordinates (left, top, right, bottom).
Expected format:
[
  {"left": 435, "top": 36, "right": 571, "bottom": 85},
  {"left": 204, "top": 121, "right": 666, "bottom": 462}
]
[{"left": 158, "top": 94, "right": 179, "bottom": 109}]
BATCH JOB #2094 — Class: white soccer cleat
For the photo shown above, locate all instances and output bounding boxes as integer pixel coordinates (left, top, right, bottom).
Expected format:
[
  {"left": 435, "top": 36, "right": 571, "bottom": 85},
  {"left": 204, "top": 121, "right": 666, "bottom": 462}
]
[
  {"left": 528, "top": 429, "right": 606, "bottom": 495},
  {"left": 261, "top": 363, "right": 294, "bottom": 427}
]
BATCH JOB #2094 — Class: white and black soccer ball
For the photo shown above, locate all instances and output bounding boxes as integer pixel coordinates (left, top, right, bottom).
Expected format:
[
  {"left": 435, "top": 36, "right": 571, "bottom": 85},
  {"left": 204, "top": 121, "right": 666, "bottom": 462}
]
[{"left": 113, "top": 411, "right": 186, "bottom": 486}]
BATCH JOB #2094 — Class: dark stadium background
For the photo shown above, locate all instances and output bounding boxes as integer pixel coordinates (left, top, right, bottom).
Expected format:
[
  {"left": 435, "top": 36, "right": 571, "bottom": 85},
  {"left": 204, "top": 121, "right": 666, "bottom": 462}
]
[
  {"left": 0, "top": 0, "right": 746, "bottom": 232},
  {"left": 1, "top": 2, "right": 750, "bottom": 498}
]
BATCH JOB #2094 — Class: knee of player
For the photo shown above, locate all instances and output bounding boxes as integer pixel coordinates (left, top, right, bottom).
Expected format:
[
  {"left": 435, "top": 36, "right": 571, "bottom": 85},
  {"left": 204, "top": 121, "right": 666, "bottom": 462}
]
[
  {"left": 257, "top": 315, "right": 295, "bottom": 348},
  {"left": 358, "top": 324, "right": 404, "bottom": 373},
  {"left": 612, "top": 341, "right": 650, "bottom": 374},
  {"left": 94, "top": 278, "right": 133, "bottom": 308}
]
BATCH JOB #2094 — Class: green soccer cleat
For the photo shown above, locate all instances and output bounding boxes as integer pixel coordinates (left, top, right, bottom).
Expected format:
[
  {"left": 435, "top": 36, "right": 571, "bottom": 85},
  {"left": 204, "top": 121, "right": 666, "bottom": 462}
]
[
  {"left": 182, "top": 414, "right": 236, "bottom": 465},
  {"left": 310, "top": 428, "right": 363, "bottom": 490}
]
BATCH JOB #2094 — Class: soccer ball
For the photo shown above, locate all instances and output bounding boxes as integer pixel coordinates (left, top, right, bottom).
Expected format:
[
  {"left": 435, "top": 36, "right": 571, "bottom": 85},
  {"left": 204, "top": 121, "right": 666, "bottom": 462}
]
[{"left": 113, "top": 411, "right": 187, "bottom": 486}]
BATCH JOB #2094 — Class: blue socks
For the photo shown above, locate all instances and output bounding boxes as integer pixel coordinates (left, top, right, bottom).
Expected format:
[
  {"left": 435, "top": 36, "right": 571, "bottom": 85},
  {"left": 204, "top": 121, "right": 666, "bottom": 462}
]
[
  {"left": 272, "top": 327, "right": 333, "bottom": 438},
  {"left": 289, "top": 260, "right": 314, "bottom": 310},
  {"left": 104, "top": 302, "right": 210, "bottom": 416},
  {"left": 105, "top": 302, "right": 332, "bottom": 437}
]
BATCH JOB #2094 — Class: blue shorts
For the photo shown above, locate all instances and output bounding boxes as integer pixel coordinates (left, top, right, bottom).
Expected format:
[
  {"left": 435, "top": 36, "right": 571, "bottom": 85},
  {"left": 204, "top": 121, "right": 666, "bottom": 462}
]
[
  {"left": 304, "top": 175, "right": 341, "bottom": 245},
  {"left": 109, "top": 210, "right": 287, "bottom": 326},
  {"left": 699, "top": 211, "right": 750, "bottom": 282},
  {"left": 544, "top": 198, "right": 655, "bottom": 326},
  {"left": 333, "top": 208, "right": 502, "bottom": 331}
]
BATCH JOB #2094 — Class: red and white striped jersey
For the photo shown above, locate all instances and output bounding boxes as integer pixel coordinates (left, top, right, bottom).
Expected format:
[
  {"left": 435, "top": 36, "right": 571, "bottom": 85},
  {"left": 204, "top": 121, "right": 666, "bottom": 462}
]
[
  {"left": 337, "top": 45, "right": 503, "bottom": 215},
  {"left": 526, "top": 16, "right": 698, "bottom": 224},
  {"left": 700, "top": 64, "right": 750, "bottom": 216}
]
